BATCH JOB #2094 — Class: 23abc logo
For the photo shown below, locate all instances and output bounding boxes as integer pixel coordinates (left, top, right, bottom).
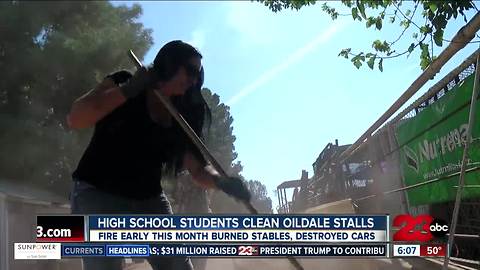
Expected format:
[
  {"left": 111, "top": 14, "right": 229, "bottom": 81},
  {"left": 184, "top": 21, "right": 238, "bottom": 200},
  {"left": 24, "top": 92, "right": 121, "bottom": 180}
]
[
  {"left": 393, "top": 214, "right": 449, "bottom": 242},
  {"left": 238, "top": 246, "right": 259, "bottom": 256}
]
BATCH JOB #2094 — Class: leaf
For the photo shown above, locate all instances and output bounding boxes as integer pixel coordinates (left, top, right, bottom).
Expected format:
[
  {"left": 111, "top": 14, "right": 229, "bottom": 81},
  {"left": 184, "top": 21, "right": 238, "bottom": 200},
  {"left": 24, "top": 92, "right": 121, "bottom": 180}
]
[
  {"left": 352, "top": 7, "right": 358, "bottom": 20},
  {"left": 429, "top": 3, "right": 438, "bottom": 13},
  {"left": 434, "top": 14, "right": 447, "bottom": 29},
  {"left": 407, "top": 43, "right": 415, "bottom": 53},
  {"left": 321, "top": 3, "right": 339, "bottom": 20},
  {"left": 351, "top": 54, "right": 363, "bottom": 69},
  {"left": 344, "top": 0, "right": 353, "bottom": 8},
  {"left": 389, "top": 16, "right": 395, "bottom": 23},
  {"left": 378, "top": 58, "right": 383, "bottom": 72},
  {"left": 420, "top": 43, "right": 431, "bottom": 70},
  {"left": 372, "top": 40, "right": 390, "bottom": 53},
  {"left": 373, "top": 39, "right": 389, "bottom": 52},
  {"left": 420, "top": 25, "right": 431, "bottom": 34},
  {"left": 357, "top": 0, "right": 367, "bottom": 19},
  {"left": 338, "top": 48, "right": 351, "bottom": 59},
  {"left": 367, "top": 55, "right": 376, "bottom": 69},
  {"left": 433, "top": 29, "right": 443, "bottom": 46},
  {"left": 366, "top": 17, "right": 376, "bottom": 28},
  {"left": 420, "top": 58, "right": 430, "bottom": 70},
  {"left": 400, "top": 19, "right": 410, "bottom": 28},
  {"left": 353, "top": 59, "right": 362, "bottom": 69},
  {"left": 359, "top": 53, "right": 365, "bottom": 61},
  {"left": 375, "top": 17, "right": 382, "bottom": 30}
]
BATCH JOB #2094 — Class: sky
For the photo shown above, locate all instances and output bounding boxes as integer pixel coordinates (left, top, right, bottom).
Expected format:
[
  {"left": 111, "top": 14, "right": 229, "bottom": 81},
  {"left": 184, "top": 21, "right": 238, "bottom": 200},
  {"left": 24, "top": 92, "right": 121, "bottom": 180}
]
[{"left": 112, "top": 1, "right": 479, "bottom": 211}]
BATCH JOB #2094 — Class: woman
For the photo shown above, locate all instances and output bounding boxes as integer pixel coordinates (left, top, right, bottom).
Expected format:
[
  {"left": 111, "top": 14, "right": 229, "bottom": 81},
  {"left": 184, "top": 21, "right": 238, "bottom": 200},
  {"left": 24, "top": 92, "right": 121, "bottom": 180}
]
[{"left": 67, "top": 40, "right": 250, "bottom": 270}]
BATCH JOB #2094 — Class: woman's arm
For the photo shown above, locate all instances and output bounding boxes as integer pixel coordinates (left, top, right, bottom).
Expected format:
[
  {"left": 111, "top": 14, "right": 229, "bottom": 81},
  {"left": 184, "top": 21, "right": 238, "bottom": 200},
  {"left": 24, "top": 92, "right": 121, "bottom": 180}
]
[
  {"left": 183, "top": 151, "right": 251, "bottom": 201},
  {"left": 183, "top": 151, "right": 217, "bottom": 188},
  {"left": 67, "top": 78, "right": 127, "bottom": 129},
  {"left": 67, "top": 68, "right": 151, "bottom": 129}
]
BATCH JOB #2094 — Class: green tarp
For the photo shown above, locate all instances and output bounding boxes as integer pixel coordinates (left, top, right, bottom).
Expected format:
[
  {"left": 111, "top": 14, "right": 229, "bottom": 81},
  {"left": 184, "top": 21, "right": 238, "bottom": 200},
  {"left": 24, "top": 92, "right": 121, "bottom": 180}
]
[{"left": 395, "top": 74, "right": 480, "bottom": 206}]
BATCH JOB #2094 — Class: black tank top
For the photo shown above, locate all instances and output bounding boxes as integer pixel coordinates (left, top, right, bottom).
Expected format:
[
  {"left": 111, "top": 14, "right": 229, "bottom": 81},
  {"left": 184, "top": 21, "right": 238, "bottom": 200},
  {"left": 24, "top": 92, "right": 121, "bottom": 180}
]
[{"left": 72, "top": 90, "right": 190, "bottom": 199}]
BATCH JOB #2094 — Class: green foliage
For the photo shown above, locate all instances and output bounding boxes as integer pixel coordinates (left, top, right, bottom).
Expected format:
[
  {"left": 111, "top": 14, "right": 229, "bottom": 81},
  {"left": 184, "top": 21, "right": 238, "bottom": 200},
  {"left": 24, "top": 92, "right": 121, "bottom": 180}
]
[
  {"left": 1, "top": 2, "right": 152, "bottom": 117},
  {"left": 419, "top": 42, "right": 432, "bottom": 70},
  {"left": 0, "top": 1, "right": 152, "bottom": 195},
  {"left": 201, "top": 88, "right": 239, "bottom": 173},
  {"left": 322, "top": 2, "right": 339, "bottom": 19},
  {"left": 259, "top": 0, "right": 317, "bottom": 12},
  {"left": 199, "top": 88, "right": 244, "bottom": 213},
  {"left": 257, "top": 0, "right": 477, "bottom": 71}
]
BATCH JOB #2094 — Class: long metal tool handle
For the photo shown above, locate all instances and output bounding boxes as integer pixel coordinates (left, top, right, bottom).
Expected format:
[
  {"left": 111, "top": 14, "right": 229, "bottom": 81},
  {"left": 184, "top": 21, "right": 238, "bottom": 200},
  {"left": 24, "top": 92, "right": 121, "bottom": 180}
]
[
  {"left": 128, "top": 50, "right": 304, "bottom": 270},
  {"left": 128, "top": 50, "right": 258, "bottom": 214}
]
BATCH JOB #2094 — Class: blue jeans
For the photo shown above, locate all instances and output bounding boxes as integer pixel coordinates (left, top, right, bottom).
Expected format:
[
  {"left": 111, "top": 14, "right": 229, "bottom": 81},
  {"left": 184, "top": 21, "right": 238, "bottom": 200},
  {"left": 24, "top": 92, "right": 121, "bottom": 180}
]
[{"left": 70, "top": 180, "right": 194, "bottom": 270}]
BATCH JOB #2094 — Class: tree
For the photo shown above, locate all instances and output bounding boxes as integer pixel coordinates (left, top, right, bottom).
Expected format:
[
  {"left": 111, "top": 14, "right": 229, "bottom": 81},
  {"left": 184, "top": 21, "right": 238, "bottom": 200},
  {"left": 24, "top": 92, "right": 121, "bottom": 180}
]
[
  {"left": 0, "top": 1, "right": 152, "bottom": 196},
  {"left": 201, "top": 88, "right": 240, "bottom": 174},
  {"left": 200, "top": 88, "right": 247, "bottom": 213},
  {"left": 257, "top": 0, "right": 478, "bottom": 71},
  {"left": 247, "top": 180, "right": 273, "bottom": 213}
]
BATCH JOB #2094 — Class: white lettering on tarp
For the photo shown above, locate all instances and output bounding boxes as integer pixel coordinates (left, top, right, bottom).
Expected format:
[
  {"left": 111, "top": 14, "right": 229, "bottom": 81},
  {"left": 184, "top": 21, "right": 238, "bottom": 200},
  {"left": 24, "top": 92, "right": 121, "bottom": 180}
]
[{"left": 417, "top": 123, "right": 468, "bottom": 163}]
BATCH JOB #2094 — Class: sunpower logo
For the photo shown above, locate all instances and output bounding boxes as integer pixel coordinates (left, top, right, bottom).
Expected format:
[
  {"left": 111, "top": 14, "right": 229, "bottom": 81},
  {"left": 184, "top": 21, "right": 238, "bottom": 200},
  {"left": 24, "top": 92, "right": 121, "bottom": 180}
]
[
  {"left": 393, "top": 214, "right": 449, "bottom": 242},
  {"left": 403, "top": 123, "right": 468, "bottom": 170},
  {"left": 14, "top": 243, "right": 61, "bottom": 259}
]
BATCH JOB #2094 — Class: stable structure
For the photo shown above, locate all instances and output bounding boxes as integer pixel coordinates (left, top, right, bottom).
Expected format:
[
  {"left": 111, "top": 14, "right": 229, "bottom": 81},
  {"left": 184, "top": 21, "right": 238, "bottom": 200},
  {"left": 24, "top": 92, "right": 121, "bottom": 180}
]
[{"left": 281, "top": 50, "right": 480, "bottom": 264}]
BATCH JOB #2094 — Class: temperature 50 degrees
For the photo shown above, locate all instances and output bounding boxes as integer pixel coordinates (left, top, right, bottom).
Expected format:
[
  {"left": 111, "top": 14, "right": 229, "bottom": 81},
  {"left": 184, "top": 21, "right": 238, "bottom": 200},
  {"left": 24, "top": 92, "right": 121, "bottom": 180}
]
[{"left": 420, "top": 244, "right": 446, "bottom": 257}]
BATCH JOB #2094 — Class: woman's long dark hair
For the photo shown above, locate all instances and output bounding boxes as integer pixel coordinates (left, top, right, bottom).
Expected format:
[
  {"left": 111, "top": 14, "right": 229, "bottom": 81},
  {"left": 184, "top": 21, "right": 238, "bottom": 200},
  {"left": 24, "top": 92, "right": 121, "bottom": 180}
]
[{"left": 151, "top": 40, "right": 212, "bottom": 174}]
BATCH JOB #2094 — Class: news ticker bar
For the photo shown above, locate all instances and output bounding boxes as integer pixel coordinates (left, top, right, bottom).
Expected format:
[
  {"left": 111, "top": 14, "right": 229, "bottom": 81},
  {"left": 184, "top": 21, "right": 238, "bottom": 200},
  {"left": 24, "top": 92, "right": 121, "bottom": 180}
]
[
  {"left": 16, "top": 243, "right": 386, "bottom": 259},
  {"left": 15, "top": 243, "right": 448, "bottom": 259},
  {"left": 36, "top": 215, "right": 389, "bottom": 243}
]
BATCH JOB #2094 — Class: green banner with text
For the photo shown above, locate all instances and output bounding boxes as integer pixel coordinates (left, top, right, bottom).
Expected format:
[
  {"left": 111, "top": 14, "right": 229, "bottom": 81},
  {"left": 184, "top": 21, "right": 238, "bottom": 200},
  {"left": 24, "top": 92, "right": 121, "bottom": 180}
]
[{"left": 396, "top": 74, "right": 480, "bottom": 206}]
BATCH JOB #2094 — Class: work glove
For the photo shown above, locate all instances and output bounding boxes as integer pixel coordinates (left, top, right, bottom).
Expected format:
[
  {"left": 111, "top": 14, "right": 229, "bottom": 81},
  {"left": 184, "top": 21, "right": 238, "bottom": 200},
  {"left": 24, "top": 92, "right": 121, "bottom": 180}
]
[
  {"left": 105, "top": 70, "right": 132, "bottom": 85},
  {"left": 119, "top": 67, "right": 157, "bottom": 99},
  {"left": 214, "top": 176, "right": 251, "bottom": 202}
]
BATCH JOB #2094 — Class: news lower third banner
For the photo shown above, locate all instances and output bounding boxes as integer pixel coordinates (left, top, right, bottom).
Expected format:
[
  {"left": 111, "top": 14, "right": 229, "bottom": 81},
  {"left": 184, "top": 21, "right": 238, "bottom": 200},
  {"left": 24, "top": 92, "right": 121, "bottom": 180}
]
[
  {"left": 87, "top": 215, "right": 388, "bottom": 242},
  {"left": 21, "top": 214, "right": 392, "bottom": 259},
  {"left": 17, "top": 215, "right": 451, "bottom": 259}
]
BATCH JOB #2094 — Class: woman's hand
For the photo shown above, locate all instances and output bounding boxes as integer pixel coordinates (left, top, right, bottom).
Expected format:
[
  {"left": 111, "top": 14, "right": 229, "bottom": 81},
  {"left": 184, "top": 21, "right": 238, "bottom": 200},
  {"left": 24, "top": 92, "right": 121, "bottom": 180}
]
[{"left": 213, "top": 176, "right": 251, "bottom": 202}]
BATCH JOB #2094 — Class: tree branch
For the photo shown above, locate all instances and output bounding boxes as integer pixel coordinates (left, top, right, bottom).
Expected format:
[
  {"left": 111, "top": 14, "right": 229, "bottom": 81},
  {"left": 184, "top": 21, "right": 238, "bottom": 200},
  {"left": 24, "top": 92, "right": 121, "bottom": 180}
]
[
  {"left": 389, "top": 2, "right": 419, "bottom": 47},
  {"left": 392, "top": 1, "right": 423, "bottom": 31},
  {"left": 346, "top": 33, "right": 428, "bottom": 60}
]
